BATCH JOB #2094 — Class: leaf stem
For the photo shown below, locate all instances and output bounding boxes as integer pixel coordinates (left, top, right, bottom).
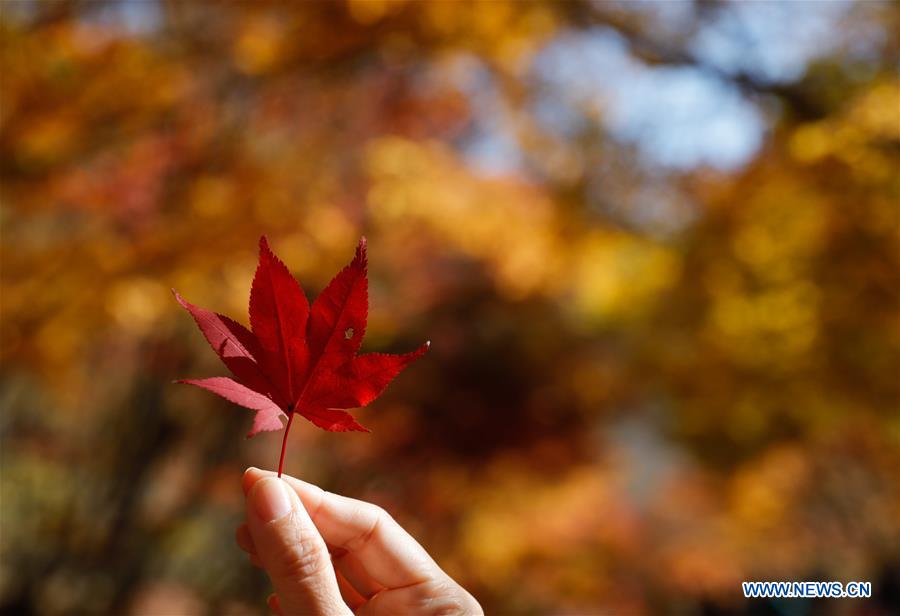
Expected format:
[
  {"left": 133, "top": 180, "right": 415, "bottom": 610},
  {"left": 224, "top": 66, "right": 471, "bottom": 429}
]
[{"left": 277, "top": 410, "right": 295, "bottom": 478}]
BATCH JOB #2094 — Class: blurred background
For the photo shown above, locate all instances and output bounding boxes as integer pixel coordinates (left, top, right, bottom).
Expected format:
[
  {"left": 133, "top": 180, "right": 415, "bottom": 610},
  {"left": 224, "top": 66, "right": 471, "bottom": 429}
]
[{"left": 1, "top": 1, "right": 898, "bottom": 614}]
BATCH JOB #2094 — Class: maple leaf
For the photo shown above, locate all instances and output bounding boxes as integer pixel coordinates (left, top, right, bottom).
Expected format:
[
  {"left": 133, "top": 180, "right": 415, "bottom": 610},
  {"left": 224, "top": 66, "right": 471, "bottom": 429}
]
[{"left": 174, "top": 236, "right": 428, "bottom": 476}]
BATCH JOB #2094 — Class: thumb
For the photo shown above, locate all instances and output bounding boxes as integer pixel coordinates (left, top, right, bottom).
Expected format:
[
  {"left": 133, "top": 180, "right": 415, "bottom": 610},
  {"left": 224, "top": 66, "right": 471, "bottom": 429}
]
[{"left": 246, "top": 477, "right": 350, "bottom": 616}]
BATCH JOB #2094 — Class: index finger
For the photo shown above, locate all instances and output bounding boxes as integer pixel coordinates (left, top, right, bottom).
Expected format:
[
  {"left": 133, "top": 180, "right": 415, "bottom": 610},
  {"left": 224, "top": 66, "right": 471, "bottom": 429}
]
[{"left": 243, "top": 468, "right": 445, "bottom": 590}]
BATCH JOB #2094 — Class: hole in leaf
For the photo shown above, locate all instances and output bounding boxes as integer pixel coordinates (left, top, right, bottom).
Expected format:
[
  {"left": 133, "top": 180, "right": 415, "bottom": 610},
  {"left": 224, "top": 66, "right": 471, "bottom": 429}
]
[{"left": 344, "top": 328, "right": 354, "bottom": 340}]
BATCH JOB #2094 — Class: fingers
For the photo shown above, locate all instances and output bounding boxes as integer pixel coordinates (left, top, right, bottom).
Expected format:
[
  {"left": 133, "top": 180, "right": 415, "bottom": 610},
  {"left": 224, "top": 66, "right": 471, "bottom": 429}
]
[
  {"left": 237, "top": 520, "right": 378, "bottom": 599},
  {"left": 266, "top": 582, "right": 367, "bottom": 616},
  {"left": 235, "top": 523, "right": 254, "bottom": 553},
  {"left": 243, "top": 467, "right": 444, "bottom": 590},
  {"left": 332, "top": 550, "right": 384, "bottom": 599},
  {"left": 245, "top": 477, "right": 351, "bottom": 616},
  {"left": 335, "top": 567, "right": 367, "bottom": 610},
  {"left": 267, "top": 593, "right": 282, "bottom": 615},
  {"left": 241, "top": 533, "right": 369, "bottom": 610},
  {"left": 356, "top": 578, "right": 483, "bottom": 616},
  {"left": 236, "top": 523, "right": 264, "bottom": 568},
  {"left": 261, "top": 573, "right": 481, "bottom": 616}
]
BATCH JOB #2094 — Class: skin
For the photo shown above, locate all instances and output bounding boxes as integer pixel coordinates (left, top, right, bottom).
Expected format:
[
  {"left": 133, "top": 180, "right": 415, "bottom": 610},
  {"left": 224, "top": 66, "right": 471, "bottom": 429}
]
[{"left": 238, "top": 467, "right": 483, "bottom": 616}]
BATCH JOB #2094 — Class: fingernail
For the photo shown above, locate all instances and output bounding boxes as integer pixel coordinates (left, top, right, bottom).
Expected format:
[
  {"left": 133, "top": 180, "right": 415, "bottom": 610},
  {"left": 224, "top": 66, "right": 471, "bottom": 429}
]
[
  {"left": 242, "top": 467, "right": 263, "bottom": 495},
  {"left": 252, "top": 478, "right": 293, "bottom": 522}
]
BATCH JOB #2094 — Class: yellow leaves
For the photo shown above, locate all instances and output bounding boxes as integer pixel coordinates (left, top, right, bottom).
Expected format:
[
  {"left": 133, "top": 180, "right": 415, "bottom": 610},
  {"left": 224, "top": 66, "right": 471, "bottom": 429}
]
[
  {"left": 106, "top": 277, "right": 168, "bottom": 334},
  {"left": 233, "top": 16, "right": 285, "bottom": 75},
  {"left": 730, "top": 446, "right": 809, "bottom": 532},
  {"left": 700, "top": 176, "right": 831, "bottom": 369},
  {"left": 789, "top": 124, "right": 831, "bottom": 162},
  {"left": 2, "top": 6, "right": 898, "bottom": 612},
  {"left": 652, "top": 527, "right": 743, "bottom": 598},
  {"left": 705, "top": 254, "right": 822, "bottom": 370},
  {"left": 189, "top": 176, "right": 236, "bottom": 219},
  {"left": 570, "top": 231, "right": 681, "bottom": 323},
  {"left": 789, "top": 79, "right": 900, "bottom": 183},
  {"left": 460, "top": 465, "right": 618, "bottom": 583},
  {"left": 366, "top": 136, "right": 680, "bottom": 320},
  {"left": 34, "top": 316, "right": 82, "bottom": 370},
  {"left": 14, "top": 113, "right": 79, "bottom": 165},
  {"left": 708, "top": 283, "right": 820, "bottom": 368},
  {"left": 848, "top": 81, "right": 900, "bottom": 140},
  {"left": 731, "top": 181, "right": 827, "bottom": 277},
  {"left": 420, "top": 1, "right": 558, "bottom": 71},
  {"left": 221, "top": 260, "right": 258, "bottom": 318},
  {"left": 366, "top": 137, "right": 564, "bottom": 299},
  {"left": 347, "top": 0, "right": 407, "bottom": 25},
  {"left": 267, "top": 209, "right": 358, "bottom": 286}
]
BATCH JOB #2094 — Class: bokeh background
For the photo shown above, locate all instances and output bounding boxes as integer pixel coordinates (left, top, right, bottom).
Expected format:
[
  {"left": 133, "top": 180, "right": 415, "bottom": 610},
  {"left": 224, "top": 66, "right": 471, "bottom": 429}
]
[{"left": 1, "top": 1, "right": 899, "bottom": 614}]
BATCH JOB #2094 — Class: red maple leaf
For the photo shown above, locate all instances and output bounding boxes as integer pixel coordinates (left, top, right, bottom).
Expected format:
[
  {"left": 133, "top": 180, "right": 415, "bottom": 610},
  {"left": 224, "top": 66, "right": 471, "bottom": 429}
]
[{"left": 174, "top": 237, "right": 428, "bottom": 476}]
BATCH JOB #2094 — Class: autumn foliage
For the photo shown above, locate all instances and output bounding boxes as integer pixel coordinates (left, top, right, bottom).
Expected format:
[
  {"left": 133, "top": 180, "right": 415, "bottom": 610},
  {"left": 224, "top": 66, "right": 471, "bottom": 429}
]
[
  {"left": 1, "top": 1, "right": 898, "bottom": 614},
  {"left": 176, "top": 236, "right": 427, "bottom": 474}
]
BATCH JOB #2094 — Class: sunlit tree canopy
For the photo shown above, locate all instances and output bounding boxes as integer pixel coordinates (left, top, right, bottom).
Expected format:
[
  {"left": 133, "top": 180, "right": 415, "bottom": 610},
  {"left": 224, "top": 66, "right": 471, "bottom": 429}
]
[{"left": 1, "top": 1, "right": 898, "bottom": 613}]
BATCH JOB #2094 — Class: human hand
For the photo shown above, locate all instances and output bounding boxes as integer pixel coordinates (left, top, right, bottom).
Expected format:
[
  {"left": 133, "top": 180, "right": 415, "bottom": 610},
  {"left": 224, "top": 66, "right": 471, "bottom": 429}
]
[{"left": 236, "top": 468, "right": 483, "bottom": 615}]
